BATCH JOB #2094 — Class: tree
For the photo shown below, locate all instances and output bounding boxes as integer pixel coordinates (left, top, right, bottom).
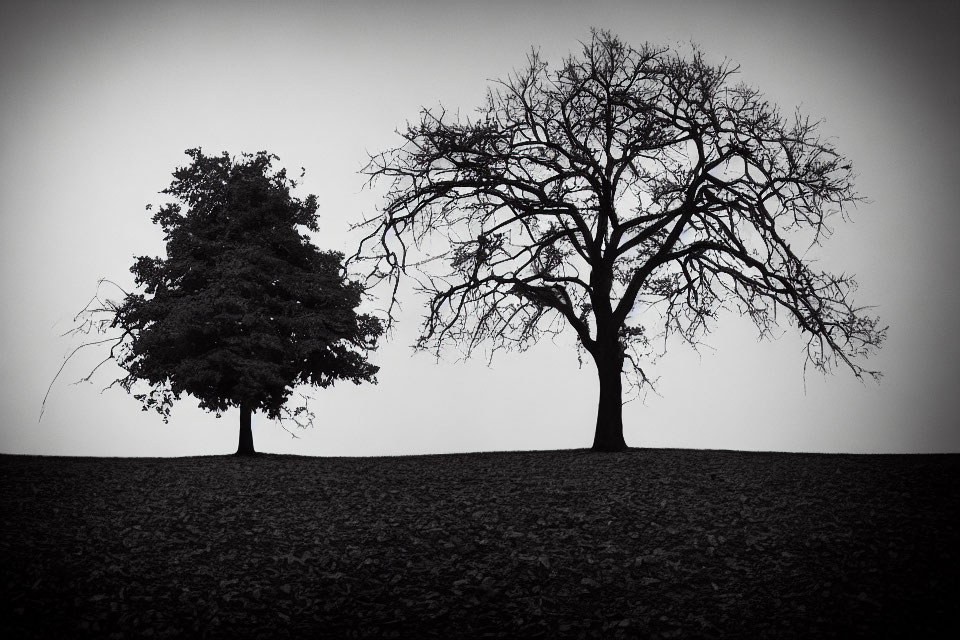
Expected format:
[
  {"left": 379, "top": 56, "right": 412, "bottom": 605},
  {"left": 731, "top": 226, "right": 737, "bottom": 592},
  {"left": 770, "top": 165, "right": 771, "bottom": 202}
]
[
  {"left": 351, "top": 30, "right": 886, "bottom": 452},
  {"left": 61, "top": 149, "right": 383, "bottom": 454}
]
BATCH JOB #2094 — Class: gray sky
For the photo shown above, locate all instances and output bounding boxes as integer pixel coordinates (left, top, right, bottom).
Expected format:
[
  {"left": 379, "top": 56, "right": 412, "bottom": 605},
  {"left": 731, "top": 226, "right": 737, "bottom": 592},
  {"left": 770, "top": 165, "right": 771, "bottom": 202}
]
[{"left": 2, "top": 0, "right": 958, "bottom": 456}]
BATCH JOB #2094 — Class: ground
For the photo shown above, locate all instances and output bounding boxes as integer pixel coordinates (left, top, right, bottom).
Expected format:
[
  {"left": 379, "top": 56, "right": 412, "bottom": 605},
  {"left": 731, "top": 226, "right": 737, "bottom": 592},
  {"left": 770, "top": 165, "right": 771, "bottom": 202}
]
[{"left": 2, "top": 448, "right": 958, "bottom": 638}]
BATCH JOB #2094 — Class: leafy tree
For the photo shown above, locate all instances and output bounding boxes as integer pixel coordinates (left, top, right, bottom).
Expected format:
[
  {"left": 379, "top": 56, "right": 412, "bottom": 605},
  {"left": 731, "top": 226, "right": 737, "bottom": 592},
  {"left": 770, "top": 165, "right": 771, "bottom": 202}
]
[
  {"left": 59, "top": 149, "right": 383, "bottom": 454},
  {"left": 352, "top": 30, "right": 886, "bottom": 452}
]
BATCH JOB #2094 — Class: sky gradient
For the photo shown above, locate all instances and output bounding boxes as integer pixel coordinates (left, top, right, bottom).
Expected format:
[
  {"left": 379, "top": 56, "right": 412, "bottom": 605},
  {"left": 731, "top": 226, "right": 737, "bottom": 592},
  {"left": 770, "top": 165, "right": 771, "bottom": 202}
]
[{"left": 2, "top": 0, "right": 958, "bottom": 456}]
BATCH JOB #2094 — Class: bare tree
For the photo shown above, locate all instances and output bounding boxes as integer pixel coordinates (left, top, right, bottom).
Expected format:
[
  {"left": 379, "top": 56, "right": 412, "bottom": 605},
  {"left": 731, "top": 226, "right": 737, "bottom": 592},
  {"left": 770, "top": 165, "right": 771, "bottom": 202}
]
[{"left": 352, "top": 30, "right": 886, "bottom": 451}]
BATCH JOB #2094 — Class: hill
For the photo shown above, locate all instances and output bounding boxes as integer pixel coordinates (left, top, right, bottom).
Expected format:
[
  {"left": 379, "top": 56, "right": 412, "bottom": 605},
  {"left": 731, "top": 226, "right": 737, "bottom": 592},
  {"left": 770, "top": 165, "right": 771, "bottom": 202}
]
[{"left": 2, "top": 448, "right": 957, "bottom": 638}]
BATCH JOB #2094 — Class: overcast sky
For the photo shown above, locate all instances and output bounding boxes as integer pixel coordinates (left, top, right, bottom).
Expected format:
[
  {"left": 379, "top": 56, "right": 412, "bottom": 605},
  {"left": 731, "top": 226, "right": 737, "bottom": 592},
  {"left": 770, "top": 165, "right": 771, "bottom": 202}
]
[{"left": 2, "top": 0, "right": 958, "bottom": 457}]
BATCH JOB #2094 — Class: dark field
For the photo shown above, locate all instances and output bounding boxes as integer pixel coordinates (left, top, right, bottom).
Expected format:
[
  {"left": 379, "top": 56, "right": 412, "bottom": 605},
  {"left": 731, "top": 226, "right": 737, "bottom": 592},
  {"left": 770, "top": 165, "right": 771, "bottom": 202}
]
[{"left": 2, "top": 449, "right": 958, "bottom": 638}]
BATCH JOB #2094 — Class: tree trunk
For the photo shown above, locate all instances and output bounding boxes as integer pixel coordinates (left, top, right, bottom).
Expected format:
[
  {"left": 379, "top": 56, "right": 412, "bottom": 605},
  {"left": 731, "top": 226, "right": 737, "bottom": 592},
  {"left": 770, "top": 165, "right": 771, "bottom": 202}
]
[
  {"left": 236, "top": 402, "right": 256, "bottom": 455},
  {"left": 591, "top": 348, "right": 628, "bottom": 452}
]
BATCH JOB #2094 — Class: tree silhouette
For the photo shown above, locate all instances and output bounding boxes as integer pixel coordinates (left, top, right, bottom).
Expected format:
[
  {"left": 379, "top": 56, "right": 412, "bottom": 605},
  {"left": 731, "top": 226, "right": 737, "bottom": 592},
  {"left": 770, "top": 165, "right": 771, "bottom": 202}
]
[
  {"left": 57, "top": 149, "right": 383, "bottom": 454},
  {"left": 352, "top": 30, "right": 886, "bottom": 452}
]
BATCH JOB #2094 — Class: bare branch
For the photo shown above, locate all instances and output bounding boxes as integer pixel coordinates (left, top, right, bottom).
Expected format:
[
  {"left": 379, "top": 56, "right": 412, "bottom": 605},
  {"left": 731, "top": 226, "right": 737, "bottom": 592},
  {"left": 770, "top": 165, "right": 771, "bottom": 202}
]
[{"left": 351, "top": 30, "right": 884, "bottom": 421}]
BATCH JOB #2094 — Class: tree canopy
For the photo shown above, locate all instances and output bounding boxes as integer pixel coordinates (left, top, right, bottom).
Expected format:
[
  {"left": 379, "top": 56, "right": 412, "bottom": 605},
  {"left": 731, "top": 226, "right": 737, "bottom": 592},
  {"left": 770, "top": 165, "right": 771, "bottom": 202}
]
[
  {"left": 66, "top": 148, "right": 384, "bottom": 453},
  {"left": 352, "top": 30, "right": 886, "bottom": 451}
]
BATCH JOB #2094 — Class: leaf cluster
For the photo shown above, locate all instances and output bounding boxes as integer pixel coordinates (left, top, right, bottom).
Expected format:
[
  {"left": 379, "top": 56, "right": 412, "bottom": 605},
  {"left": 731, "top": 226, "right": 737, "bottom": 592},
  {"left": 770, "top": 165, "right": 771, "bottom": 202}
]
[{"left": 111, "top": 149, "right": 383, "bottom": 421}]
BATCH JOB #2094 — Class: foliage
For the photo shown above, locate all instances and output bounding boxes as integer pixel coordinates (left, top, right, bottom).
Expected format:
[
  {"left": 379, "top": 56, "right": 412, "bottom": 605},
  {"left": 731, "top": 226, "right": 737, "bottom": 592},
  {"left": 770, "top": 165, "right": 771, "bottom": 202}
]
[
  {"left": 53, "top": 149, "right": 382, "bottom": 428},
  {"left": 352, "top": 30, "right": 886, "bottom": 406}
]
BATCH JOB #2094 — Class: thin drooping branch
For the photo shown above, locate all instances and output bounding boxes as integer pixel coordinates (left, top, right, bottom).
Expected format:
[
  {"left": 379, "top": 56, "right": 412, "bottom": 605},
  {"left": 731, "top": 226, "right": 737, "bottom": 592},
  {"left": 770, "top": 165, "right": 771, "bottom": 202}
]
[{"left": 39, "top": 279, "right": 131, "bottom": 421}]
